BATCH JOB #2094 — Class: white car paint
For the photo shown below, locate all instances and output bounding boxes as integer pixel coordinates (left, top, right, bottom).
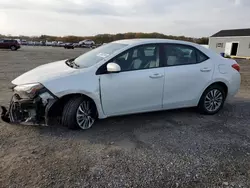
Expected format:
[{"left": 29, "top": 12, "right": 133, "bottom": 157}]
[
  {"left": 200, "top": 44, "right": 209, "bottom": 49},
  {"left": 162, "top": 58, "right": 215, "bottom": 110},
  {"left": 100, "top": 67, "right": 165, "bottom": 116},
  {"left": 12, "top": 39, "right": 241, "bottom": 119},
  {"left": 12, "top": 60, "right": 75, "bottom": 84}
]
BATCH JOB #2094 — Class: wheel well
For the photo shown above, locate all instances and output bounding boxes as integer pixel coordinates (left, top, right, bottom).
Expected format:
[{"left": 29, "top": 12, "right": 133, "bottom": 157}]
[
  {"left": 46, "top": 93, "right": 98, "bottom": 124},
  {"left": 207, "top": 82, "right": 228, "bottom": 97}
]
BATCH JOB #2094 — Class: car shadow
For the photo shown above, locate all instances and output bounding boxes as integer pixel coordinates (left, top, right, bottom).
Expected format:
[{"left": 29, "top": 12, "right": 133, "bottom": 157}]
[
  {"left": 32, "top": 107, "right": 208, "bottom": 138},
  {"left": 4, "top": 97, "right": 250, "bottom": 145},
  {"left": 27, "top": 107, "right": 196, "bottom": 136}
]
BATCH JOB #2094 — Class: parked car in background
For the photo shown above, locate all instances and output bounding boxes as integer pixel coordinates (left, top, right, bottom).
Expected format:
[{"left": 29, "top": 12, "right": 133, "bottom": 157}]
[
  {"left": 64, "top": 43, "right": 74, "bottom": 49},
  {"left": 73, "top": 43, "right": 80, "bottom": 47},
  {"left": 51, "top": 41, "right": 57, "bottom": 47},
  {"left": 45, "top": 41, "right": 53, "bottom": 46},
  {"left": 57, "top": 41, "right": 65, "bottom": 47},
  {"left": 15, "top": 39, "right": 21, "bottom": 45},
  {"left": 0, "top": 39, "right": 21, "bottom": 51},
  {"left": 1, "top": 39, "right": 241, "bottom": 131},
  {"left": 79, "top": 39, "right": 95, "bottom": 47},
  {"left": 20, "top": 40, "right": 28, "bottom": 45}
]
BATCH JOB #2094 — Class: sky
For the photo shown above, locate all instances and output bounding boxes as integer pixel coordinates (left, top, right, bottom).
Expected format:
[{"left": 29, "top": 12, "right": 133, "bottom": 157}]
[{"left": 0, "top": 0, "right": 250, "bottom": 37}]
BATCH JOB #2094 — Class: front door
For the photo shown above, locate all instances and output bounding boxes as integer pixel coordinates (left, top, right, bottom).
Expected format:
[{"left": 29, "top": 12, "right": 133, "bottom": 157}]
[
  {"left": 99, "top": 44, "right": 165, "bottom": 116},
  {"left": 162, "top": 44, "right": 214, "bottom": 109}
]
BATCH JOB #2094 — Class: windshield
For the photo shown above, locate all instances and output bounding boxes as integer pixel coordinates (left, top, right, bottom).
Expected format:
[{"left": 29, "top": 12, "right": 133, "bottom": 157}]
[{"left": 74, "top": 43, "right": 128, "bottom": 68}]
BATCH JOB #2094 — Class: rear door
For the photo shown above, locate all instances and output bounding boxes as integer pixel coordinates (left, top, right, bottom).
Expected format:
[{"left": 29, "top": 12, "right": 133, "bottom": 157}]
[
  {"left": 3, "top": 40, "right": 10, "bottom": 48},
  {"left": 162, "top": 43, "right": 214, "bottom": 109}
]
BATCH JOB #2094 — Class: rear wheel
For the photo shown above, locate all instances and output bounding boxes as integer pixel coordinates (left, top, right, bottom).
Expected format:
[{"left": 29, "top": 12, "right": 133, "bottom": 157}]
[
  {"left": 62, "top": 96, "right": 97, "bottom": 130},
  {"left": 198, "top": 85, "right": 226, "bottom": 115},
  {"left": 10, "top": 46, "right": 17, "bottom": 51}
]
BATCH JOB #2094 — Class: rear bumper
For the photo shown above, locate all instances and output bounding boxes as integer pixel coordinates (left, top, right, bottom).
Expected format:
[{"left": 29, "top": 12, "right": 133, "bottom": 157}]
[{"left": 227, "top": 72, "right": 241, "bottom": 98}]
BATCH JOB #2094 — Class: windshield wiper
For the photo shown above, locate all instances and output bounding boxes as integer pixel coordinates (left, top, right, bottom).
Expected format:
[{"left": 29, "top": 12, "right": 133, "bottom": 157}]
[{"left": 66, "top": 58, "right": 79, "bottom": 68}]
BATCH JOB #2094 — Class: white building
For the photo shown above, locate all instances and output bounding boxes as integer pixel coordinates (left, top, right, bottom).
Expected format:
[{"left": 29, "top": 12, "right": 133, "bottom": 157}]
[{"left": 209, "top": 28, "right": 250, "bottom": 57}]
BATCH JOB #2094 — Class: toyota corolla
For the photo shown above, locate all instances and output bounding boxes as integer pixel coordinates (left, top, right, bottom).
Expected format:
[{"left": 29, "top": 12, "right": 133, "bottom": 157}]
[{"left": 1, "top": 39, "right": 241, "bottom": 130}]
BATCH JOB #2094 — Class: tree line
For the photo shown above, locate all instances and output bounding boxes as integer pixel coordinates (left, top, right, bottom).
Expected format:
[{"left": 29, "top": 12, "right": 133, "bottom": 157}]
[{"left": 0, "top": 32, "right": 208, "bottom": 44}]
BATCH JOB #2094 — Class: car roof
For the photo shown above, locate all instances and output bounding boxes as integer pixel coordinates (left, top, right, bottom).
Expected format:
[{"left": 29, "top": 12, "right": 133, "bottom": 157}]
[
  {"left": 112, "top": 38, "right": 222, "bottom": 59},
  {"left": 113, "top": 38, "right": 196, "bottom": 46},
  {"left": 1, "top": 39, "right": 16, "bottom": 41}
]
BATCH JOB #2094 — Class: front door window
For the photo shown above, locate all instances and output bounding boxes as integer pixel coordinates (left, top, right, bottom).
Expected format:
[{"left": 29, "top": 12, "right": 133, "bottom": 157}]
[{"left": 113, "top": 44, "right": 160, "bottom": 71}]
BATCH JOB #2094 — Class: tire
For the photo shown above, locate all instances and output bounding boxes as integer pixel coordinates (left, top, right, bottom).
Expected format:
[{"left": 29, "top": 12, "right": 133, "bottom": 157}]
[
  {"left": 10, "top": 46, "right": 17, "bottom": 51},
  {"left": 198, "top": 85, "right": 226, "bottom": 115},
  {"left": 62, "top": 96, "right": 97, "bottom": 130}
]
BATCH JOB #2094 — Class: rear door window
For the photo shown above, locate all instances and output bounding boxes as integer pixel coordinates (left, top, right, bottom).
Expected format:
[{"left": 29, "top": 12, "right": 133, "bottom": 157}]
[
  {"left": 164, "top": 44, "right": 197, "bottom": 66},
  {"left": 4, "top": 40, "right": 11, "bottom": 43},
  {"left": 163, "top": 44, "right": 209, "bottom": 66}
]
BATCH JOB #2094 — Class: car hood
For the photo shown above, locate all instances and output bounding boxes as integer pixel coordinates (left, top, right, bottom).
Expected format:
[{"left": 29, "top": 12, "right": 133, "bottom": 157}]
[{"left": 12, "top": 60, "right": 76, "bottom": 85}]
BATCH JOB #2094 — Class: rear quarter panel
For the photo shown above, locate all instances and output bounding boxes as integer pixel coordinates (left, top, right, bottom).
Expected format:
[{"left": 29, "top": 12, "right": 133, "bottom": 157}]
[{"left": 211, "top": 58, "right": 241, "bottom": 99}]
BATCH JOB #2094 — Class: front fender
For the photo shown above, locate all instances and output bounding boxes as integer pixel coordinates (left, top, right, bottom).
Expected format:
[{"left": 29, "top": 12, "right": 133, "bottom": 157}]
[
  {"left": 41, "top": 68, "right": 107, "bottom": 119},
  {"left": 54, "top": 90, "right": 106, "bottom": 119}
]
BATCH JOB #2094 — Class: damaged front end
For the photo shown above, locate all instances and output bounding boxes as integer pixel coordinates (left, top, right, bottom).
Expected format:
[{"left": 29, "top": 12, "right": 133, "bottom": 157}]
[{"left": 1, "top": 83, "right": 57, "bottom": 125}]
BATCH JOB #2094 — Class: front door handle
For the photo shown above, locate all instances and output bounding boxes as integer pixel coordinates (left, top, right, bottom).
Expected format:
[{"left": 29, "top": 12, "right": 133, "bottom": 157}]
[
  {"left": 149, "top": 73, "right": 163, "bottom": 79},
  {"left": 200, "top": 68, "right": 212, "bottom": 72}
]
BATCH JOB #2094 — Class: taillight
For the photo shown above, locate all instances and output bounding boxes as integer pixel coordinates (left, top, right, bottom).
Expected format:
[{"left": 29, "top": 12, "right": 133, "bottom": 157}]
[{"left": 232, "top": 64, "right": 240, "bottom": 72}]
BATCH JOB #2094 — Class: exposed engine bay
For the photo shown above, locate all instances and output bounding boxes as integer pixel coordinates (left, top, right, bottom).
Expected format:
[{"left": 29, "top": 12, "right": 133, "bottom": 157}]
[{"left": 1, "top": 83, "right": 57, "bottom": 125}]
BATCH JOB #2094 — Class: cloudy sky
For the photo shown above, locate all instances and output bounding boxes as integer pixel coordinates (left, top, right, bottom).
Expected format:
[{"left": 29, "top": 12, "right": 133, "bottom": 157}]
[{"left": 0, "top": 0, "right": 249, "bottom": 37}]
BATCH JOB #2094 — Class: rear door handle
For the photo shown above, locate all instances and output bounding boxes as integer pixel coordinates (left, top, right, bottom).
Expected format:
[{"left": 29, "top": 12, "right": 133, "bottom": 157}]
[
  {"left": 200, "top": 68, "right": 212, "bottom": 72},
  {"left": 149, "top": 73, "right": 164, "bottom": 79}
]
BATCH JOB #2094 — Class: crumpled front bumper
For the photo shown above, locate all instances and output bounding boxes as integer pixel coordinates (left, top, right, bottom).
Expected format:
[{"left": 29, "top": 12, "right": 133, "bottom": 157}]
[{"left": 1, "top": 91, "right": 57, "bottom": 125}]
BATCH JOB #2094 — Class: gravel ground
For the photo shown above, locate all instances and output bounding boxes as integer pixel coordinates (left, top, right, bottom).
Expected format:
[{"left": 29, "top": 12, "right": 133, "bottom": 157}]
[{"left": 0, "top": 46, "right": 250, "bottom": 188}]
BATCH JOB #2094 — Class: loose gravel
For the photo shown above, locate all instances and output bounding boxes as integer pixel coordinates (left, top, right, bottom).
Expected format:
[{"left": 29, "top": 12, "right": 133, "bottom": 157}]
[{"left": 0, "top": 46, "right": 250, "bottom": 188}]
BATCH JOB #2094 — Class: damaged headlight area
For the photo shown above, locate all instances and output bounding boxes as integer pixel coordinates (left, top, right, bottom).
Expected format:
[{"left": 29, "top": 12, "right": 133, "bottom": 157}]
[
  {"left": 1, "top": 83, "right": 57, "bottom": 125},
  {"left": 14, "top": 83, "right": 44, "bottom": 99}
]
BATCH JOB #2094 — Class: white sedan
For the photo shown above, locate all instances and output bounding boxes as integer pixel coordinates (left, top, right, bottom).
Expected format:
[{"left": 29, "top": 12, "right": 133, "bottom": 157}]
[{"left": 1, "top": 39, "right": 241, "bottom": 130}]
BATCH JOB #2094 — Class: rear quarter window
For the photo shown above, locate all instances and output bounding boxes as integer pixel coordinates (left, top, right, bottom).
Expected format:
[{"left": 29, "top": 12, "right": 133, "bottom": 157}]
[{"left": 196, "top": 50, "right": 209, "bottom": 63}]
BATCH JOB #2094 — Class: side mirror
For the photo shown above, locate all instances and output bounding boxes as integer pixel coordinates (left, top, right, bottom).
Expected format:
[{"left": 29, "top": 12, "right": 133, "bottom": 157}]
[{"left": 107, "top": 63, "right": 121, "bottom": 73}]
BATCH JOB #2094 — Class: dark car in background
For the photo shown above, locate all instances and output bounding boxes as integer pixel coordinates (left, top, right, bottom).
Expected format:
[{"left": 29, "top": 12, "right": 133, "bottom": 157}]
[
  {"left": 0, "top": 39, "right": 21, "bottom": 51},
  {"left": 64, "top": 43, "right": 74, "bottom": 49}
]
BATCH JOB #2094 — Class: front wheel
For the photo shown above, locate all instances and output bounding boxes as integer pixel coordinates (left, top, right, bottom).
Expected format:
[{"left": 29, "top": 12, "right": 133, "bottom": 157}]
[
  {"left": 198, "top": 85, "right": 226, "bottom": 115},
  {"left": 62, "top": 96, "right": 97, "bottom": 130},
  {"left": 10, "top": 46, "right": 17, "bottom": 51}
]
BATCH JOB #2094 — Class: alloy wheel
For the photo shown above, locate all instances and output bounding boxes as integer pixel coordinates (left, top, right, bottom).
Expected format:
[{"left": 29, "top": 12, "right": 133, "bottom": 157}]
[
  {"left": 204, "top": 89, "right": 223, "bottom": 112},
  {"left": 76, "top": 101, "right": 95, "bottom": 129}
]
